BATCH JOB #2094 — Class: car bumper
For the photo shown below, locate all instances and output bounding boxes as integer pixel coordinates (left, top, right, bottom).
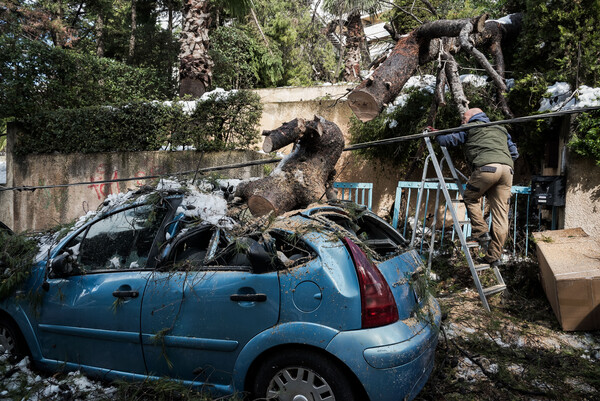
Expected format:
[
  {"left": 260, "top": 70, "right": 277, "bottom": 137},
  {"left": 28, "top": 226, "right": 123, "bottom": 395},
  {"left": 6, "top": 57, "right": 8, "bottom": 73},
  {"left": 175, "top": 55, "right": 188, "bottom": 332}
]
[{"left": 325, "top": 297, "right": 441, "bottom": 401}]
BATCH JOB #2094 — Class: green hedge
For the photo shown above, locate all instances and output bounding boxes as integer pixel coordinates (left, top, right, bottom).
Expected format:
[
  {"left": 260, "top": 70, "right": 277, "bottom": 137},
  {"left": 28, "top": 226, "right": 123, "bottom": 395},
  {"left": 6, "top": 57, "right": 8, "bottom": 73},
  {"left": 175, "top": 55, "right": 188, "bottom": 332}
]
[
  {"left": 0, "top": 37, "right": 174, "bottom": 120},
  {"left": 17, "top": 90, "right": 263, "bottom": 155}
]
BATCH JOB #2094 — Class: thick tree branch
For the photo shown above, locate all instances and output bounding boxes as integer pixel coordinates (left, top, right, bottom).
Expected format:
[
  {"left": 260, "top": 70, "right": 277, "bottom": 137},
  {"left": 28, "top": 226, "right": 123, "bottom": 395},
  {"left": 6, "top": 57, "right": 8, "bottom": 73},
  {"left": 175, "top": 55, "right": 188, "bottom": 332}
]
[
  {"left": 348, "top": 32, "right": 421, "bottom": 122},
  {"left": 458, "top": 22, "right": 507, "bottom": 92},
  {"left": 443, "top": 52, "right": 468, "bottom": 116},
  {"left": 416, "top": 14, "right": 487, "bottom": 40},
  {"left": 348, "top": 13, "right": 522, "bottom": 122}
]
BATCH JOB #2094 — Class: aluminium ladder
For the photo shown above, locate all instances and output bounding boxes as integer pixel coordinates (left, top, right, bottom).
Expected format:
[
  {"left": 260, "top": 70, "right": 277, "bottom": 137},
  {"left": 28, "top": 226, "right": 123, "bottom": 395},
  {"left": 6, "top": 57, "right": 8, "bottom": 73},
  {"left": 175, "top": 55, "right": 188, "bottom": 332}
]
[{"left": 411, "top": 136, "right": 506, "bottom": 312}]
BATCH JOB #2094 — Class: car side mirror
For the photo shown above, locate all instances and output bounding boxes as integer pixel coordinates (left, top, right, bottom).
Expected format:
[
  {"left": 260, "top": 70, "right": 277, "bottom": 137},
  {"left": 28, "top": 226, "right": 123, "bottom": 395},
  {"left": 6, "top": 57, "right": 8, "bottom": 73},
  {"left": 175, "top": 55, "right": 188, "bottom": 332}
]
[{"left": 49, "top": 252, "right": 77, "bottom": 277}]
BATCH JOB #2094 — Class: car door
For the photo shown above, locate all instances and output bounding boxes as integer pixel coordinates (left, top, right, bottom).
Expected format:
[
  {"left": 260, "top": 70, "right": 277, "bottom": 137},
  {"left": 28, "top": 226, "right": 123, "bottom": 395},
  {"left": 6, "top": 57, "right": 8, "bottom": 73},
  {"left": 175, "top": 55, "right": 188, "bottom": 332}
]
[
  {"left": 141, "top": 227, "right": 280, "bottom": 387},
  {"left": 36, "top": 204, "right": 168, "bottom": 374}
]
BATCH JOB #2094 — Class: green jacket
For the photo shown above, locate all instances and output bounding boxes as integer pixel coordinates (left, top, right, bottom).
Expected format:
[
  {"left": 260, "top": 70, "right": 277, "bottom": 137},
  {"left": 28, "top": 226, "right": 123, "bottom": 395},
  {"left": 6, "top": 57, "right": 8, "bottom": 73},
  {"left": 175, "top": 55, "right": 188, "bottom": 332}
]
[{"left": 464, "top": 122, "right": 514, "bottom": 168}]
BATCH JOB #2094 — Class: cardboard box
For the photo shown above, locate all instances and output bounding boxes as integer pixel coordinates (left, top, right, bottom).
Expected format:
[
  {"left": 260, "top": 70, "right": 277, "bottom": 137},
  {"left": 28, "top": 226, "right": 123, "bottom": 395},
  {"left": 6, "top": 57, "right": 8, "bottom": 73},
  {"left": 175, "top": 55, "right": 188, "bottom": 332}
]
[{"left": 534, "top": 228, "right": 600, "bottom": 331}]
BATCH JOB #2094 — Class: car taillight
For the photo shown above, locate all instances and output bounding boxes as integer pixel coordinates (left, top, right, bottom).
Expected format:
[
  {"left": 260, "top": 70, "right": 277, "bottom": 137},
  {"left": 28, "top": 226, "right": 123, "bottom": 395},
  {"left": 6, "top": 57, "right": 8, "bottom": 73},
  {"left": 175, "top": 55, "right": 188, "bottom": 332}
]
[{"left": 342, "top": 237, "right": 399, "bottom": 328}]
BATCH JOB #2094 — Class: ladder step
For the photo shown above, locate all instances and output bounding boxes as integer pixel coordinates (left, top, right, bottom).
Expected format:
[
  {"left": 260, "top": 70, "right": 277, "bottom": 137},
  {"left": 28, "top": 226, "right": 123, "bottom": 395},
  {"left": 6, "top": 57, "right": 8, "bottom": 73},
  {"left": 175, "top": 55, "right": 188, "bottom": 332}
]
[
  {"left": 483, "top": 284, "right": 506, "bottom": 296},
  {"left": 458, "top": 220, "right": 470, "bottom": 225},
  {"left": 466, "top": 242, "right": 480, "bottom": 248},
  {"left": 451, "top": 199, "right": 464, "bottom": 203},
  {"left": 424, "top": 178, "right": 440, "bottom": 182},
  {"left": 474, "top": 264, "right": 490, "bottom": 272}
]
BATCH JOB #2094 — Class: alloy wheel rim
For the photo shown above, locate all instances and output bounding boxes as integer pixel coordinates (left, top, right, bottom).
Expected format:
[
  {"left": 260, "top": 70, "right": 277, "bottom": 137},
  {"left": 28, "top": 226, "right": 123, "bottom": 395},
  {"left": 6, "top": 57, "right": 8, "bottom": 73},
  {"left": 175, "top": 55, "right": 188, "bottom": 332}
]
[
  {"left": 266, "top": 366, "right": 335, "bottom": 401},
  {"left": 0, "top": 326, "right": 16, "bottom": 355}
]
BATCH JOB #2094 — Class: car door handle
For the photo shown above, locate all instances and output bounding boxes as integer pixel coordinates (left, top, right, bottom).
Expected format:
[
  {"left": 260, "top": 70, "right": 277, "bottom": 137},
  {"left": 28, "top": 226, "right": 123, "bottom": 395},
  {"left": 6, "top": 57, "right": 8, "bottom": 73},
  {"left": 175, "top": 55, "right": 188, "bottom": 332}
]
[
  {"left": 230, "top": 294, "right": 267, "bottom": 302},
  {"left": 113, "top": 290, "right": 139, "bottom": 298}
]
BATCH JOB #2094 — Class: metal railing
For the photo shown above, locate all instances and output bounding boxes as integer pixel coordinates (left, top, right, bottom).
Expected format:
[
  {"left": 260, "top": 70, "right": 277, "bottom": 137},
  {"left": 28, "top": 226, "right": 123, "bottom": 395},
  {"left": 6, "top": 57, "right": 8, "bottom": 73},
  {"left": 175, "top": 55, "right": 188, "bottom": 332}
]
[
  {"left": 333, "top": 182, "right": 373, "bottom": 210},
  {"left": 392, "top": 181, "right": 533, "bottom": 257}
]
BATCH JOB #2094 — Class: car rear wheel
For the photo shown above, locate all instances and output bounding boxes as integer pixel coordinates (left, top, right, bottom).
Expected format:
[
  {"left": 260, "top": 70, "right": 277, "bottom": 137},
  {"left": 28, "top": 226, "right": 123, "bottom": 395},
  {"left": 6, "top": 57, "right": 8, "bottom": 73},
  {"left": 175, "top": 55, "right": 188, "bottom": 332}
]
[
  {"left": 0, "top": 317, "right": 28, "bottom": 361},
  {"left": 252, "top": 349, "right": 358, "bottom": 401}
]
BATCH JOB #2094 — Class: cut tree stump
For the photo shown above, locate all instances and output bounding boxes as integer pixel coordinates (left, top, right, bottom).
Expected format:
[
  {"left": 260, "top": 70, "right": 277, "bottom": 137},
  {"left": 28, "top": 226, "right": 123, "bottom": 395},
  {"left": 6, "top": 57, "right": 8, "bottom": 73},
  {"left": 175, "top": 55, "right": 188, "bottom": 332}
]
[{"left": 236, "top": 116, "right": 345, "bottom": 216}]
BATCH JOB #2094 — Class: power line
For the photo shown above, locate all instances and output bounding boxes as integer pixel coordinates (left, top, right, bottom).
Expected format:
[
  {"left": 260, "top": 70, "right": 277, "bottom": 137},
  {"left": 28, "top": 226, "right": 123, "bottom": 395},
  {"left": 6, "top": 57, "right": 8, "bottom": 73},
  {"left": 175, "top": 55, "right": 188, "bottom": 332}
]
[
  {"left": 343, "top": 105, "right": 600, "bottom": 151},
  {"left": 0, "top": 158, "right": 283, "bottom": 192},
  {"left": 2, "top": 105, "right": 600, "bottom": 193}
]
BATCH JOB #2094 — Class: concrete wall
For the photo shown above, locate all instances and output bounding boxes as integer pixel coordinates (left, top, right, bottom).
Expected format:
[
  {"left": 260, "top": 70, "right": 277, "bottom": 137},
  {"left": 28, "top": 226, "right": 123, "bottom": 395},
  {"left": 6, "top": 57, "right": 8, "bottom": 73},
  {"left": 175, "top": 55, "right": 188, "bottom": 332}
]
[
  {"left": 1, "top": 123, "right": 267, "bottom": 233},
  {"left": 564, "top": 154, "right": 600, "bottom": 238}
]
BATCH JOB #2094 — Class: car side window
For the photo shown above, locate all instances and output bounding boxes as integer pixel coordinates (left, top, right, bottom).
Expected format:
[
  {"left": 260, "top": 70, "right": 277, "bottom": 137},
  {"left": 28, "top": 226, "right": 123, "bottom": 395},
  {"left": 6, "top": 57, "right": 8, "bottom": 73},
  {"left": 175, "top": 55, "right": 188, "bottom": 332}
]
[{"left": 71, "top": 205, "right": 166, "bottom": 272}]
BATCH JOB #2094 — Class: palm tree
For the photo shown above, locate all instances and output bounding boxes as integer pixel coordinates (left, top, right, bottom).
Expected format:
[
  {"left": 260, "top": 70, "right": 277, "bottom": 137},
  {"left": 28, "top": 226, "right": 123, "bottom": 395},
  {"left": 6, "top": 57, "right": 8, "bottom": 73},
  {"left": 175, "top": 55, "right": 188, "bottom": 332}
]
[
  {"left": 322, "top": 0, "right": 381, "bottom": 82},
  {"left": 179, "top": 0, "right": 249, "bottom": 97}
]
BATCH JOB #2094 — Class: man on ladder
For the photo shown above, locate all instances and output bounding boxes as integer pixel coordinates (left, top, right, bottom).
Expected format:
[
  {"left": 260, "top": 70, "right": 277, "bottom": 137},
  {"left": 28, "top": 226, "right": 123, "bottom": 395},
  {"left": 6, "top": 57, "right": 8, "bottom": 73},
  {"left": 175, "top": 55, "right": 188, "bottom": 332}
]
[{"left": 435, "top": 108, "right": 519, "bottom": 267}]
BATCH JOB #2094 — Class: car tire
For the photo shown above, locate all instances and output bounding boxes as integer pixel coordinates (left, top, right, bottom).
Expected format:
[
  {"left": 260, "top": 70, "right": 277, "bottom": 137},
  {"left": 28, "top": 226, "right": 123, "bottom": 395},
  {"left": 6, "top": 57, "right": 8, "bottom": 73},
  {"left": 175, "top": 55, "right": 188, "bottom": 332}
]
[
  {"left": 0, "top": 317, "right": 29, "bottom": 361},
  {"left": 251, "top": 349, "right": 359, "bottom": 401}
]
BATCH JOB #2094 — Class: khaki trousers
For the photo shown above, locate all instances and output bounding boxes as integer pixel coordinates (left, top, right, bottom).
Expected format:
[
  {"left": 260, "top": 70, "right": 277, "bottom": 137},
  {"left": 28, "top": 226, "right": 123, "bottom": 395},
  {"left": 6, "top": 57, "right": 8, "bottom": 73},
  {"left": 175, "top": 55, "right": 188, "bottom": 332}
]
[{"left": 463, "top": 163, "right": 513, "bottom": 262}]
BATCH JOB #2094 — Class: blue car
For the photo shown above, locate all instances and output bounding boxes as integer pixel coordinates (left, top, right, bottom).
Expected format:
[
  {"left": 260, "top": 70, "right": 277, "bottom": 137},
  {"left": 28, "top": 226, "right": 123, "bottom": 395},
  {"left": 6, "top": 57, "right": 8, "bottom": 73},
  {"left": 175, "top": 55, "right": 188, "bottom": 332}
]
[{"left": 0, "top": 192, "right": 440, "bottom": 401}]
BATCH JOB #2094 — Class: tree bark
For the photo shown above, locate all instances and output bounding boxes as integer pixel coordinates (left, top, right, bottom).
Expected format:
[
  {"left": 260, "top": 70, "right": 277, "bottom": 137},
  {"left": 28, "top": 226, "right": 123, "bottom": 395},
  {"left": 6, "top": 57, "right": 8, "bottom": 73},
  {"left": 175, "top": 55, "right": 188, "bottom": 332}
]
[
  {"left": 443, "top": 51, "right": 469, "bottom": 117},
  {"left": 128, "top": 0, "right": 137, "bottom": 62},
  {"left": 348, "top": 31, "right": 421, "bottom": 122},
  {"left": 343, "top": 10, "right": 364, "bottom": 82},
  {"left": 236, "top": 116, "right": 345, "bottom": 216},
  {"left": 416, "top": 14, "right": 488, "bottom": 39},
  {"left": 179, "top": 0, "right": 213, "bottom": 97},
  {"left": 95, "top": 13, "right": 105, "bottom": 57}
]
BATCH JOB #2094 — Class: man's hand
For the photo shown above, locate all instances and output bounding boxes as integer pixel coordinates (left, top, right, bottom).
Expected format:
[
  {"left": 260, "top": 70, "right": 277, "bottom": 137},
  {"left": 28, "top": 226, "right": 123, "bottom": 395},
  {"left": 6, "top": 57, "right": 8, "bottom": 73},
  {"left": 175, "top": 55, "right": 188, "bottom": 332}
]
[{"left": 426, "top": 126, "right": 438, "bottom": 132}]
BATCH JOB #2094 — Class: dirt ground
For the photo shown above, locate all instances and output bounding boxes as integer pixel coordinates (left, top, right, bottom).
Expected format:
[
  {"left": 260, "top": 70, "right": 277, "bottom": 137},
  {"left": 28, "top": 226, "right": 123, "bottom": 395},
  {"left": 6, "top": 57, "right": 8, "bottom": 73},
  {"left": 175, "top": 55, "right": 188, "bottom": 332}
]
[{"left": 416, "top": 254, "right": 600, "bottom": 401}]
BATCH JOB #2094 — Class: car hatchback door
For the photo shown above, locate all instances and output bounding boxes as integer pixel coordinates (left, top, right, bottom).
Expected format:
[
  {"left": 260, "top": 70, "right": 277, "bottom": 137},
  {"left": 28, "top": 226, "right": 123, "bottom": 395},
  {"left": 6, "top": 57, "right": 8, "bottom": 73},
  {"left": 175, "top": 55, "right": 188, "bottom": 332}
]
[{"left": 36, "top": 204, "right": 168, "bottom": 374}]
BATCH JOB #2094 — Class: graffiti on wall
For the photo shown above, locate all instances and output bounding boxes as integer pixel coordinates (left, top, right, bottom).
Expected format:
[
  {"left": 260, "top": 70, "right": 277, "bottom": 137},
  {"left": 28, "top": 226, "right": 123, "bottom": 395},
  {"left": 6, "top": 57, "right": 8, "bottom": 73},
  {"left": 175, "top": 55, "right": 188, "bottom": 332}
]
[
  {"left": 87, "top": 164, "right": 119, "bottom": 200},
  {"left": 88, "top": 164, "right": 167, "bottom": 200}
]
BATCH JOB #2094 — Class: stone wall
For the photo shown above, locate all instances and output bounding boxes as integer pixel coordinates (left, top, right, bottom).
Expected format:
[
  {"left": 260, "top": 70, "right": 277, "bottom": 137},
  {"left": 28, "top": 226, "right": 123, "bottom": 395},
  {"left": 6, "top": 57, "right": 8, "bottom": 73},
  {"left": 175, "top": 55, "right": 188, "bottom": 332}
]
[{"left": 7, "top": 85, "right": 597, "bottom": 235}]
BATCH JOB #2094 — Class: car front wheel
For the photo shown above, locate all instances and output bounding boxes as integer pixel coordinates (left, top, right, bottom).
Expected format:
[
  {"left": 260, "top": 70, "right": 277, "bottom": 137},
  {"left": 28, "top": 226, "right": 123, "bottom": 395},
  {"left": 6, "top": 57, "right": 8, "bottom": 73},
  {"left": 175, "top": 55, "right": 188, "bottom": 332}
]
[
  {"left": 0, "top": 317, "right": 28, "bottom": 361},
  {"left": 252, "top": 349, "right": 359, "bottom": 401}
]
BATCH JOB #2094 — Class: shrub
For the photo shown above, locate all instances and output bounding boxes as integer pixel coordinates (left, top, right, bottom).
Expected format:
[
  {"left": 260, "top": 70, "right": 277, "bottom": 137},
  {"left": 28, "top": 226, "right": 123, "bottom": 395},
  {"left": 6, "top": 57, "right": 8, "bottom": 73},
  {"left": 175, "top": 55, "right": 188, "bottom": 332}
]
[{"left": 16, "top": 91, "right": 263, "bottom": 155}]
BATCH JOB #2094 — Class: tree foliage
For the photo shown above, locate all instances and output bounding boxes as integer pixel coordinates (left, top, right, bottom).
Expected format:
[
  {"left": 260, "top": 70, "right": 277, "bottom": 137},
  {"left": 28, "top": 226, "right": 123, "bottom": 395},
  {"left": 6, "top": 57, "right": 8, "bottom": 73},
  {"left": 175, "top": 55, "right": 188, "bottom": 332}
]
[
  {"left": 511, "top": 0, "right": 600, "bottom": 87},
  {"left": 570, "top": 111, "right": 600, "bottom": 165},
  {"left": 0, "top": 37, "right": 174, "bottom": 120},
  {"left": 0, "top": 231, "right": 38, "bottom": 300},
  {"left": 210, "top": 0, "right": 339, "bottom": 89}
]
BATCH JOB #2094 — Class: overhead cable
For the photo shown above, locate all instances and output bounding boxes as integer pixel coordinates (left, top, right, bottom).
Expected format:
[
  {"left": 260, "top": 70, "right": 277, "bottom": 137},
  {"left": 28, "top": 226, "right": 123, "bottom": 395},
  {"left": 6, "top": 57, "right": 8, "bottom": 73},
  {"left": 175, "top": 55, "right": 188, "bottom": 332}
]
[{"left": 2, "top": 105, "right": 600, "bottom": 192}]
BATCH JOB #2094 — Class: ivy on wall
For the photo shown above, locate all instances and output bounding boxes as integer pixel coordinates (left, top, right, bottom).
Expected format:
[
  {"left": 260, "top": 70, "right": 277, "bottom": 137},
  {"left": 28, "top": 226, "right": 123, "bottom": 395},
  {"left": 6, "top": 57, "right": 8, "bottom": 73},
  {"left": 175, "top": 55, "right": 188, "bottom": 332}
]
[{"left": 16, "top": 91, "right": 263, "bottom": 155}]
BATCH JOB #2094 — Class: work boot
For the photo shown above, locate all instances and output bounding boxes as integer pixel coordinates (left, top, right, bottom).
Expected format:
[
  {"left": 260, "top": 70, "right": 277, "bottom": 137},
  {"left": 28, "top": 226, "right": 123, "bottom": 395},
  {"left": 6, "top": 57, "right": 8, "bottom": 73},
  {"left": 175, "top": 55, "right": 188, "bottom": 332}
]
[{"left": 467, "top": 232, "right": 491, "bottom": 248}]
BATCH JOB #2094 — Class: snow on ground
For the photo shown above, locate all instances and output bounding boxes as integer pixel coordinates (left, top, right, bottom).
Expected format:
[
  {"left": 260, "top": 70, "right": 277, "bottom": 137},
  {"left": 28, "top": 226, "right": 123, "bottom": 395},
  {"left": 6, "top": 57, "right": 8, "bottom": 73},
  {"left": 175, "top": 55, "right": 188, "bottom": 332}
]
[
  {"left": 0, "top": 356, "right": 116, "bottom": 401},
  {"left": 440, "top": 287, "right": 600, "bottom": 393}
]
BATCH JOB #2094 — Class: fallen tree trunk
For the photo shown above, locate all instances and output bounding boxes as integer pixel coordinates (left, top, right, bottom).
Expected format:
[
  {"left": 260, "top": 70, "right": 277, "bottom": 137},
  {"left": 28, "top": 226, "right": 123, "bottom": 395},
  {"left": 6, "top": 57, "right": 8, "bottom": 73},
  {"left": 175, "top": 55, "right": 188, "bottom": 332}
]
[
  {"left": 236, "top": 116, "right": 345, "bottom": 216},
  {"left": 348, "top": 13, "right": 523, "bottom": 121},
  {"left": 348, "top": 32, "right": 421, "bottom": 122}
]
